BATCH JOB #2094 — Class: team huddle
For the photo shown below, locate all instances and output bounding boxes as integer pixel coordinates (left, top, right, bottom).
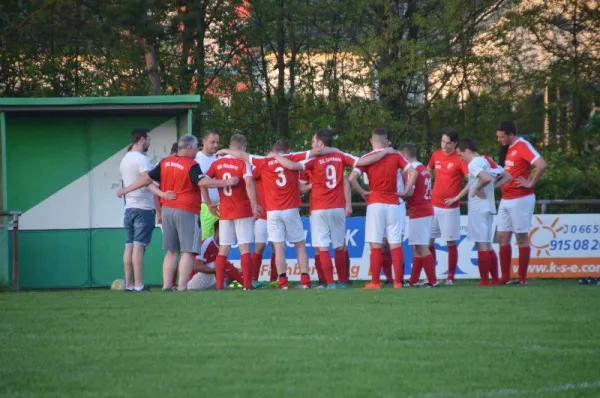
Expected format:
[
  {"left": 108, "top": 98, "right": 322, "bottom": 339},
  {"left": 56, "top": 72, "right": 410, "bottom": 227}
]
[{"left": 117, "top": 120, "right": 546, "bottom": 291}]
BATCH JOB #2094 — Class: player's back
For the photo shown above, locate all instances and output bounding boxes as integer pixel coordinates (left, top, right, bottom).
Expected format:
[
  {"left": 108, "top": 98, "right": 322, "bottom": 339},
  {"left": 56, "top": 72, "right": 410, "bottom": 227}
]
[
  {"left": 303, "top": 152, "right": 357, "bottom": 211},
  {"left": 159, "top": 155, "right": 200, "bottom": 213},
  {"left": 252, "top": 166, "right": 267, "bottom": 220},
  {"left": 207, "top": 155, "right": 252, "bottom": 220},
  {"left": 359, "top": 151, "right": 408, "bottom": 205},
  {"left": 406, "top": 162, "right": 434, "bottom": 218}
]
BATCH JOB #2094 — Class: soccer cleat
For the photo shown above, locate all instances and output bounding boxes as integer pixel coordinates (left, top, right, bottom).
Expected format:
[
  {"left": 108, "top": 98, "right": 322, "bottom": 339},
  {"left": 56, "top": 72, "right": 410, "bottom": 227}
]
[
  {"left": 135, "top": 286, "right": 151, "bottom": 292},
  {"left": 393, "top": 282, "right": 403, "bottom": 289},
  {"left": 516, "top": 280, "right": 528, "bottom": 286},
  {"left": 243, "top": 287, "right": 254, "bottom": 291},
  {"left": 335, "top": 282, "right": 348, "bottom": 289},
  {"left": 326, "top": 284, "right": 337, "bottom": 289},
  {"left": 363, "top": 282, "right": 381, "bottom": 289},
  {"left": 278, "top": 276, "right": 289, "bottom": 290},
  {"left": 317, "top": 284, "right": 326, "bottom": 289},
  {"left": 229, "top": 281, "right": 243, "bottom": 289},
  {"left": 251, "top": 281, "right": 263, "bottom": 289},
  {"left": 422, "top": 282, "right": 439, "bottom": 288},
  {"left": 268, "top": 281, "right": 279, "bottom": 288},
  {"left": 296, "top": 284, "right": 311, "bottom": 289},
  {"left": 445, "top": 279, "right": 454, "bottom": 286},
  {"left": 402, "top": 280, "right": 412, "bottom": 287},
  {"left": 505, "top": 279, "right": 520, "bottom": 285},
  {"left": 162, "top": 287, "right": 176, "bottom": 292}
]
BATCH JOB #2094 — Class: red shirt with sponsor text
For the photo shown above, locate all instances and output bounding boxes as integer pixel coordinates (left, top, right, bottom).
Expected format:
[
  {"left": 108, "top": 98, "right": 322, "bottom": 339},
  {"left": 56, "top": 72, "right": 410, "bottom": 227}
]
[
  {"left": 252, "top": 166, "right": 267, "bottom": 220},
  {"left": 250, "top": 152, "right": 310, "bottom": 211},
  {"left": 356, "top": 150, "right": 409, "bottom": 205},
  {"left": 501, "top": 137, "right": 540, "bottom": 200},
  {"left": 302, "top": 152, "right": 357, "bottom": 211},
  {"left": 427, "top": 150, "right": 468, "bottom": 209},
  {"left": 404, "top": 162, "right": 434, "bottom": 219},
  {"left": 159, "top": 155, "right": 201, "bottom": 214},
  {"left": 206, "top": 155, "right": 253, "bottom": 220}
]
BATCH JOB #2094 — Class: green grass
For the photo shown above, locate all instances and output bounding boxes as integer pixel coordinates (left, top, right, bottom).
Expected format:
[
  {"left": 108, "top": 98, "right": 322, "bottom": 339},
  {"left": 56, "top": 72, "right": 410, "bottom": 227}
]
[{"left": 1, "top": 280, "right": 600, "bottom": 397}]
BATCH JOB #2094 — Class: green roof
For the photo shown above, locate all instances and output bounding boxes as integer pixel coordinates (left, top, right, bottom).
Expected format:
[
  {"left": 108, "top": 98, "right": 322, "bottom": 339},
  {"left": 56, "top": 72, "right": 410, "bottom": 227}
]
[{"left": 0, "top": 95, "right": 201, "bottom": 114}]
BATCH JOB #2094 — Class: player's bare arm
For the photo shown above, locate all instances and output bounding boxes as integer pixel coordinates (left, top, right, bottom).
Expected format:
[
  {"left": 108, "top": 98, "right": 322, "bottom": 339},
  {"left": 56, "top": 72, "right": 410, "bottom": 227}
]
[
  {"left": 344, "top": 177, "right": 353, "bottom": 216},
  {"left": 349, "top": 170, "right": 370, "bottom": 201},
  {"left": 216, "top": 148, "right": 251, "bottom": 164},
  {"left": 494, "top": 171, "right": 512, "bottom": 189},
  {"left": 308, "top": 146, "right": 341, "bottom": 158},
  {"left": 199, "top": 176, "right": 240, "bottom": 189},
  {"left": 299, "top": 181, "right": 312, "bottom": 194},
  {"left": 400, "top": 167, "right": 418, "bottom": 199},
  {"left": 116, "top": 172, "right": 175, "bottom": 200},
  {"left": 273, "top": 153, "right": 304, "bottom": 171},
  {"left": 244, "top": 176, "right": 260, "bottom": 218},
  {"left": 146, "top": 183, "right": 177, "bottom": 201},
  {"left": 355, "top": 147, "right": 395, "bottom": 167},
  {"left": 445, "top": 183, "right": 470, "bottom": 206},
  {"left": 472, "top": 170, "right": 492, "bottom": 199},
  {"left": 515, "top": 157, "right": 547, "bottom": 188},
  {"left": 193, "top": 258, "right": 216, "bottom": 274}
]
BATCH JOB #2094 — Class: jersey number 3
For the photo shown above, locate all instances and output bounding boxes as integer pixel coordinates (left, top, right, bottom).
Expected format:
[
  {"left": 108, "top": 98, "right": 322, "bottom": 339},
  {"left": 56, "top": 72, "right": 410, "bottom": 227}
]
[{"left": 275, "top": 167, "right": 287, "bottom": 187}]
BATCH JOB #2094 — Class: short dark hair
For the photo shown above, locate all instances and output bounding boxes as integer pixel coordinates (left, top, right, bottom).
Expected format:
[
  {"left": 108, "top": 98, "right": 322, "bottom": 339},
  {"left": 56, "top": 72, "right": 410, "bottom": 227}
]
[
  {"left": 399, "top": 143, "right": 418, "bottom": 158},
  {"left": 170, "top": 142, "right": 178, "bottom": 155},
  {"left": 131, "top": 128, "right": 149, "bottom": 144},
  {"left": 497, "top": 120, "right": 518, "bottom": 135},
  {"left": 272, "top": 139, "right": 291, "bottom": 153},
  {"left": 441, "top": 127, "right": 459, "bottom": 143},
  {"left": 202, "top": 130, "right": 218, "bottom": 139},
  {"left": 230, "top": 134, "right": 247, "bottom": 148},
  {"left": 458, "top": 138, "right": 478, "bottom": 152},
  {"left": 315, "top": 129, "right": 333, "bottom": 146},
  {"left": 372, "top": 127, "right": 388, "bottom": 138}
]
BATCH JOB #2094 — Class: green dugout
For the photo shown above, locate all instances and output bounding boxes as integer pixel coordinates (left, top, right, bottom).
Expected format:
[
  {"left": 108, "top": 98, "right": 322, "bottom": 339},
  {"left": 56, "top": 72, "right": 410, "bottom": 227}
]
[{"left": 0, "top": 96, "right": 200, "bottom": 289}]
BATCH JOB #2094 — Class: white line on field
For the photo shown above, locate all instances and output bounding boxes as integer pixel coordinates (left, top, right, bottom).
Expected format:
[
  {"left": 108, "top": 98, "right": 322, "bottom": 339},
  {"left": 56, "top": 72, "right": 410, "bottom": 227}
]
[{"left": 410, "top": 381, "right": 600, "bottom": 398}]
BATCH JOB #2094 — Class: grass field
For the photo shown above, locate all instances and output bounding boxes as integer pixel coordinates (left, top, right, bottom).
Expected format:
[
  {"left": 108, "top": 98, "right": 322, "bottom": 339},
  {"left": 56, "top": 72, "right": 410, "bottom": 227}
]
[{"left": 1, "top": 280, "right": 600, "bottom": 397}]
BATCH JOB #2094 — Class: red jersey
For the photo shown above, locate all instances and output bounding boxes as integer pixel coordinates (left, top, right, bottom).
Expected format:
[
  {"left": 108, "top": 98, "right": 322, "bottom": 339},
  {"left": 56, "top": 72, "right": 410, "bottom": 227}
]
[
  {"left": 159, "top": 155, "right": 201, "bottom": 214},
  {"left": 404, "top": 162, "right": 434, "bottom": 219},
  {"left": 427, "top": 150, "right": 468, "bottom": 209},
  {"left": 501, "top": 137, "right": 540, "bottom": 199},
  {"left": 190, "top": 237, "right": 219, "bottom": 279},
  {"left": 302, "top": 152, "right": 357, "bottom": 211},
  {"left": 252, "top": 166, "right": 267, "bottom": 220},
  {"left": 461, "top": 155, "right": 502, "bottom": 176},
  {"left": 250, "top": 151, "right": 310, "bottom": 211},
  {"left": 206, "top": 156, "right": 252, "bottom": 220},
  {"left": 356, "top": 150, "right": 409, "bottom": 205}
]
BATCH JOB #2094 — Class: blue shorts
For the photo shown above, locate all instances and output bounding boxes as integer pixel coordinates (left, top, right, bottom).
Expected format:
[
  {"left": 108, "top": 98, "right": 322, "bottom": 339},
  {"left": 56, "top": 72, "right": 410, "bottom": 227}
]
[{"left": 124, "top": 208, "right": 156, "bottom": 246}]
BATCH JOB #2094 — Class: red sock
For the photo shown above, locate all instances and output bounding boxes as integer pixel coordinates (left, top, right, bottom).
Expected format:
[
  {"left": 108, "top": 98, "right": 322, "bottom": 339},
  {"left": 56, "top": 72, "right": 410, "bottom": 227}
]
[
  {"left": 215, "top": 255, "right": 227, "bottom": 290},
  {"left": 269, "top": 252, "right": 277, "bottom": 282},
  {"left": 477, "top": 250, "right": 490, "bottom": 285},
  {"left": 251, "top": 253, "right": 263, "bottom": 281},
  {"left": 224, "top": 261, "right": 243, "bottom": 284},
  {"left": 518, "top": 246, "right": 531, "bottom": 282},
  {"left": 172, "top": 271, "right": 178, "bottom": 288},
  {"left": 314, "top": 254, "right": 325, "bottom": 284},
  {"left": 422, "top": 254, "right": 437, "bottom": 285},
  {"left": 499, "top": 245, "right": 512, "bottom": 283},
  {"left": 334, "top": 249, "right": 348, "bottom": 283},
  {"left": 391, "top": 247, "right": 404, "bottom": 284},
  {"left": 241, "top": 253, "right": 252, "bottom": 289},
  {"left": 278, "top": 274, "right": 288, "bottom": 289},
  {"left": 410, "top": 257, "right": 423, "bottom": 285},
  {"left": 429, "top": 244, "right": 436, "bottom": 266},
  {"left": 319, "top": 251, "right": 335, "bottom": 284},
  {"left": 382, "top": 252, "right": 393, "bottom": 282},
  {"left": 489, "top": 249, "right": 499, "bottom": 283},
  {"left": 447, "top": 245, "right": 458, "bottom": 281},
  {"left": 300, "top": 273, "right": 310, "bottom": 287},
  {"left": 370, "top": 248, "right": 383, "bottom": 284}
]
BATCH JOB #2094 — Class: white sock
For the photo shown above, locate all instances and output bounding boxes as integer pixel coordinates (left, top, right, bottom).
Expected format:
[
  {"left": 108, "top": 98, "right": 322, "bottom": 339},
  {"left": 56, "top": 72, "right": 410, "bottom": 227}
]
[{"left": 134, "top": 285, "right": 144, "bottom": 291}]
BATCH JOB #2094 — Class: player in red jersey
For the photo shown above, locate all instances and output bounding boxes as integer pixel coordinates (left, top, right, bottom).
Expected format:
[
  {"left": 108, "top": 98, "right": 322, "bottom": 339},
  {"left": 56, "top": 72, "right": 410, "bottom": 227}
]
[
  {"left": 496, "top": 120, "right": 547, "bottom": 285},
  {"left": 426, "top": 128, "right": 468, "bottom": 285},
  {"left": 187, "top": 223, "right": 245, "bottom": 290},
  {"left": 349, "top": 128, "right": 415, "bottom": 289},
  {"left": 203, "top": 134, "right": 258, "bottom": 290},
  {"left": 251, "top": 164, "right": 273, "bottom": 285},
  {"left": 274, "top": 130, "right": 362, "bottom": 288},
  {"left": 217, "top": 141, "right": 338, "bottom": 289},
  {"left": 399, "top": 143, "right": 438, "bottom": 287}
]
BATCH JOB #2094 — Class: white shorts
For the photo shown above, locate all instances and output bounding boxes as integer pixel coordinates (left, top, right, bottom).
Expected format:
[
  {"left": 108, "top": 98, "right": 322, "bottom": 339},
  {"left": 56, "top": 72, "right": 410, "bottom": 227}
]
[
  {"left": 407, "top": 216, "right": 433, "bottom": 246},
  {"left": 267, "top": 208, "right": 305, "bottom": 243},
  {"left": 187, "top": 270, "right": 216, "bottom": 290},
  {"left": 497, "top": 194, "right": 535, "bottom": 234},
  {"left": 468, "top": 212, "right": 493, "bottom": 243},
  {"left": 365, "top": 203, "right": 404, "bottom": 244},
  {"left": 310, "top": 208, "right": 346, "bottom": 249},
  {"left": 431, "top": 207, "right": 461, "bottom": 241},
  {"left": 254, "top": 218, "right": 268, "bottom": 244},
  {"left": 219, "top": 217, "right": 255, "bottom": 246},
  {"left": 383, "top": 203, "right": 406, "bottom": 241}
]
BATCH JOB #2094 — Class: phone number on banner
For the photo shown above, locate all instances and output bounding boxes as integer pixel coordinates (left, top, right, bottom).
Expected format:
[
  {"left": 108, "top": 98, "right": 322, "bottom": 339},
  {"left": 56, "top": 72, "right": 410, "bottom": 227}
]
[
  {"left": 550, "top": 239, "right": 600, "bottom": 251},
  {"left": 562, "top": 224, "right": 600, "bottom": 235}
]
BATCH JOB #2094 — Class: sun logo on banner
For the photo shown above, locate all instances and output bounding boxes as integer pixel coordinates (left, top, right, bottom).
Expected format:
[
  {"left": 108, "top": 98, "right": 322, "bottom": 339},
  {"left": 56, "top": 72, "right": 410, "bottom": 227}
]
[{"left": 529, "top": 217, "right": 564, "bottom": 256}]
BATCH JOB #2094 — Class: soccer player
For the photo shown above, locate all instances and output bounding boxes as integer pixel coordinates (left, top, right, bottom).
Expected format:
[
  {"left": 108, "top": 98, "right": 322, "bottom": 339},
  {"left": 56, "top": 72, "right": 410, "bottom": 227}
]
[
  {"left": 250, "top": 163, "right": 272, "bottom": 285},
  {"left": 195, "top": 130, "right": 221, "bottom": 239},
  {"left": 426, "top": 128, "right": 468, "bottom": 285},
  {"left": 187, "top": 223, "right": 244, "bottom": 290},
  {"left": 273, "top": 130, "right": 357, "bottom": 288},
  {"left": 399, "top": 143, "right": 437, "bottom": 287},
  {"left": 118, "top": 135, "right": 239, "bottom": 291},
  {"left": 202, "top": 134, "right": 258, "bottom": 290},
  {"left": 119, "top": 128, "right": 172, "bottom": 292},
  {"left": 455, "top": 139, "right": 512, "bottom": 285},
  {"left": 348, "top": 128, "right": 413, "bottom": 289},
  {"left": 496, "top": 120, "right": 547, "bottom": 285},
  {"left": 217, "top": 141, "right": 338, "bottom": 289}
]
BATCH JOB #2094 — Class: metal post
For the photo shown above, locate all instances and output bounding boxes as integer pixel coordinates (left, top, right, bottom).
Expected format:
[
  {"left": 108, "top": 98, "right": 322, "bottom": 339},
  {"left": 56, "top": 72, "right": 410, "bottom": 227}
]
[{"left": 11, "top": 213, "right": 18, "bottom": 290}]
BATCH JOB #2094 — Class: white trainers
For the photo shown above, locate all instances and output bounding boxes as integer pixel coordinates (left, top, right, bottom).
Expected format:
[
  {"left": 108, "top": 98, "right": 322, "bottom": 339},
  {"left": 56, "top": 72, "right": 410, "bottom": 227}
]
[{"left": 445, "top": 279, "right": 454, "bottom": 286}]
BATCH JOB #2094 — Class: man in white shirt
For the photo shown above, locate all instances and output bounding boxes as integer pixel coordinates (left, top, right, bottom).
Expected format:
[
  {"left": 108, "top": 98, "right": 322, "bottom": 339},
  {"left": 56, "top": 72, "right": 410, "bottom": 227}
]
[
  {"left": 456, "top": 138, "right": 511, "bottom": 286},
  {"left": 119, "top": 128, "right": 173, "bottom": 292},
  {"left": 195, "top": 130, "right": 221, "bottom": 239}
]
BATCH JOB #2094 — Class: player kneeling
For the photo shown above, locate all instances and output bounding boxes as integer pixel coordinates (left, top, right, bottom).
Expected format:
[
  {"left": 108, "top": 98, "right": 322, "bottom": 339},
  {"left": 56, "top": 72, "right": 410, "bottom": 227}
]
[{"left": 455, "top": 139, "right": 511, "bottom": 286}]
